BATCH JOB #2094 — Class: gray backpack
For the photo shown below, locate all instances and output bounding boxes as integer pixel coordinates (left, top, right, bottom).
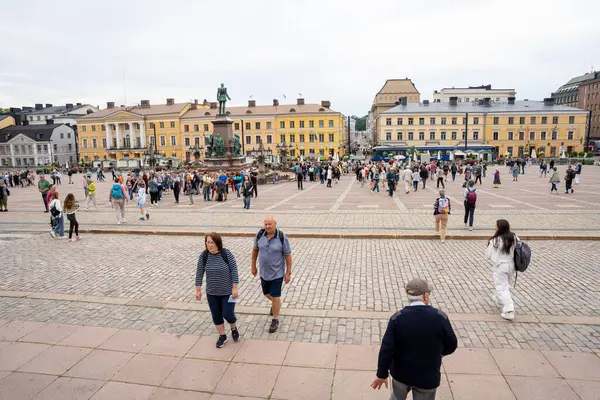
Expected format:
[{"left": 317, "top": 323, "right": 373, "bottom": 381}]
[{"left": 513, "top": 238, "right": 531, "bottom": 286}]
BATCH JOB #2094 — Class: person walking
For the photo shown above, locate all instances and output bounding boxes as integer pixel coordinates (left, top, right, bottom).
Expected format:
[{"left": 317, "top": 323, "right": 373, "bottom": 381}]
[
  {"left": 564, "top": 165, "right": 575, "bottom": 194},
  {"left": 371, "top": 170, "right": 380, "bottom": 193},
  {"left": 82, "top": 173, "right": 89, "bottom": 201},
  {"left": 436, "top": 165, "right": 445, "bottom": 189},
  {"left": 549, "top": 167, "right": 560, "bottom": 193},
  {"left": 511, "top": 163, "right": 520, "bottom": 181},
  {"left": 173, "top": 177, "right": 181, "bottom": 204},
  {"left": 463, "top": 180, "right": 477, "bottom": 231},
  {"left": 137, "top": 181, "right": 150, "bottom": 221},
  {"left": 109, "top": 177, "right": 128, "bottom": 224},
  {"left": 387, "top": 167, "right": 397, "bottom": 197},
  {"left": 63, "top": 193, "right": 81, "bottom": 242},
  {"left": 85, "top": 179, "right": 98, "bottom": 210},
  {"left": 250, "top": 168, "right": 258, "bottom": 198},
  {"left": 450, "top": 163, "right": 457, "bottom": 182},
  {"left": 574, "top": 163, "right": 582, "bottom": 185},
  {"left": 37, "top": 175, "right": 53, "bottom": 213},
  {"left": 402, "top": 165, "right": 412, "bottom": 194},
  {"left": 297, "top": 168, "right": 304, "bottom": 190},
  {"left": 241, "top": 175, "right": 253, "bottom": 209},
  {"left": 0, "top": 179, "right": 9, "bottom": 212},
  {"left": 493, "top": 168, "right": 501, "bottom": 188},
  {"left": 326, "top": 166, "right": 333, "bottom": 187},
  {"left": 485, "top": 219, "right": 517, "bottom": 321},
  {"left": 412, "top": 169, "right": 420, "bottom": 192},
  {"left": 420, "top": 166, "right": 428, "bottom": 189},
  {"left": 251, "top": 216, "right": 292, "bottom": 334},
  {"left": 433, "top": 190, "right": 451, "bottom": 243},
  {"left": 473, "top": 163, "right": 483, "bottom": 185},
  {"left": 371, "top": 279, "right": 457, "bottom": 399},
  {"left": 196, "top": 232, "right": 241, "bottom": 348},
  {"left": 48, "top": 191, "right": 65, "bottom": 239},
  {"left": 148, "top": 175, "right": 159, "bottom": 205}
]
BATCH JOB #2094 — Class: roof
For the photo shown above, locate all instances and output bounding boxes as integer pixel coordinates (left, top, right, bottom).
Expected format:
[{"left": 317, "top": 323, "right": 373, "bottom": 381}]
[
  {"left": 0, "top": 115, "right": 11, "bottom": 121},
  {"left": 28, "top": 104, "right": 89, "bottom": 115},
  {"left": 78, "top": 103, "right": 189, "bottom": 120},
  {"left": 553, "top": 71, "right": 598, "bottom": 94},
  {"left": 376, "top": 79, "right": 420, "bottom": 95},
  {"left": 181, "top": 103, "right": 338, "bottom": 119},
  {"left": 0, "top": 124, "right": 63, "bottom": 143},
  {"left": 382, "top": 101, "right": 587, "bottom": 115}
]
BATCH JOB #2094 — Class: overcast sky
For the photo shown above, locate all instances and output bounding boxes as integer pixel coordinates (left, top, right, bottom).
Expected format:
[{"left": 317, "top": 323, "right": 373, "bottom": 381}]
[{"left": 1, "top": 0, "right": 599, "bottom": 116}]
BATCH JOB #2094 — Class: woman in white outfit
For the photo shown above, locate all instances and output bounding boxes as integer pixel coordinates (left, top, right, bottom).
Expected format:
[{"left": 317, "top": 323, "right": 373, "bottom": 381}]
[{"left": 485, "top": 219, "right": 517, "bottom": 321}]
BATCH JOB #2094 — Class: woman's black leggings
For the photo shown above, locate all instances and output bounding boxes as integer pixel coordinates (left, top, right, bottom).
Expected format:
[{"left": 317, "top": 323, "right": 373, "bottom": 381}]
[{"left": 67, "top": 214, "right": 79, "bottom": 239}]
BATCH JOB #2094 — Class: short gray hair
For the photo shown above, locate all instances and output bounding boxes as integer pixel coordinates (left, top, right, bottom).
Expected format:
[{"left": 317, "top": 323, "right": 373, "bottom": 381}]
[
  {"left": 407, "top": 294, "right": 425, "bottom": 302},
  {"left": 439, "top": 189, "right": 445, "bottom": 197}
]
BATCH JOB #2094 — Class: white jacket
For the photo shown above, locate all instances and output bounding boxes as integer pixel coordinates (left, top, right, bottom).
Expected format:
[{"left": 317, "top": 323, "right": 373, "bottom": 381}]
[
  {"left": 485, "top": 236, "right": 516, "bottom": 266},
  {"left": 49, "top": 199, "right": 63, "bottom": 217}
]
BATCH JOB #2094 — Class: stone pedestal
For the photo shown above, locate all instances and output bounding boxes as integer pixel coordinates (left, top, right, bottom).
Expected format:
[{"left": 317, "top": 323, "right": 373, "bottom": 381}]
[{"left": 202, "top": 115, "right": 249, "bottom": 172}]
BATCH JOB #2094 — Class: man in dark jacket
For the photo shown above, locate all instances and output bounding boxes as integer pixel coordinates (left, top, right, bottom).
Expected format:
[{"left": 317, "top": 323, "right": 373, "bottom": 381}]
[{"left": 371, "top": 279, "right": 457, "bottom": 399}]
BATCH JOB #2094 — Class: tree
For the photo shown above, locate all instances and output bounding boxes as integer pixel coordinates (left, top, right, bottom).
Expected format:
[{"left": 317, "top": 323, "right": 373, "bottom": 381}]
[{"left": 351, "top": 115, "right": 368, "bottom": 131}]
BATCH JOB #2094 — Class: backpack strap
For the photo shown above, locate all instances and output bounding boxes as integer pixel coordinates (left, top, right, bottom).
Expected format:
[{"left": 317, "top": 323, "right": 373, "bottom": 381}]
[
  {"left": 201, "top": 250, "right": 208, "bottom": 268},
  {"left": 220, "top": 249, "right": 229, "bottom": 266},
  {"left": 256, "top": 228, "right": 285, "bottom": 245},
  {"left": 278, "top": 230, "right": 284, "bottom": 245}
]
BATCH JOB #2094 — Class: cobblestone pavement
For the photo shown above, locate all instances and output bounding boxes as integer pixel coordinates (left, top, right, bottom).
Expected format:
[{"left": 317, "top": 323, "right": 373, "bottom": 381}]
[{"left": 2, "top": 166, "right": 600, "bottom": 237}]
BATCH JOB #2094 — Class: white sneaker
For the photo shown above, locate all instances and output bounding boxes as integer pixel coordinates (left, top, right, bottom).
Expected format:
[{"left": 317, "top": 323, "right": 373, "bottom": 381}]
[
  {"left": 117, "top": 221, "right": 121, "bottom": 225},
  {"left": 501, "top": 311, "right": 515, "bottom": 321},
  {"left": 469, "top": 227, "right": 473, "bottom": 231},
  {"left": 49, "top": 231, "right": 56, "bottom": 238},
  {"left": 122, "top": 219, "right": 126, "bottom": 224}
]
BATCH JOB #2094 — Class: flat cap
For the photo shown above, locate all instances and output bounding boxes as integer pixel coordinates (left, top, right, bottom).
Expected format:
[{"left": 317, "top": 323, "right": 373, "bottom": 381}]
[{"left": 405, "top": 279, "right": 433, "bottom": 296}]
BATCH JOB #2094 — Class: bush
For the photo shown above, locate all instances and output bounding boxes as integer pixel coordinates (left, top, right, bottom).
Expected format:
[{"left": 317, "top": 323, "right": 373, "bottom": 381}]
[
  {"left": 36, "top": 168, "right": 44, "bottom": 174},
  {"left": 578, "top": 151, "right": 585, "bottom": 157}
]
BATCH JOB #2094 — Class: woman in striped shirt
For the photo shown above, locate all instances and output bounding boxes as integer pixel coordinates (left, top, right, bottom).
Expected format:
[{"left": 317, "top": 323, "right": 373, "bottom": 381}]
[{"left": 195, "top": 232, "right": 240, "bottom": 348}]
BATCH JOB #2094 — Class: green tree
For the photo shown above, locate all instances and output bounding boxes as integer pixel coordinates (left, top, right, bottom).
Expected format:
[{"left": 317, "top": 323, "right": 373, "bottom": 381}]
[{"left": 351, "top": 115, "right": 368, "bottom": 131}]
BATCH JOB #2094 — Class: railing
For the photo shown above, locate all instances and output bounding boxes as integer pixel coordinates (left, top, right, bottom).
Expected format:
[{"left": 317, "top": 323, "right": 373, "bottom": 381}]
[{"left": 107, "top": 146, "right": 148, "bottom": 151}]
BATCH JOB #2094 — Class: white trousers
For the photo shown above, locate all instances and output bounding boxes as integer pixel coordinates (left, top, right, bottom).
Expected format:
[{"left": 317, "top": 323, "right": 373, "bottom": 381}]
[
  {"left": 404, "top": 181, "right": 410, "bottom": 193},
  {"left": 575, "top": 175, "right": 580, "bottom": 184},
  {"left": 492, "top": 262, "right": 515, "bottom": 313}
]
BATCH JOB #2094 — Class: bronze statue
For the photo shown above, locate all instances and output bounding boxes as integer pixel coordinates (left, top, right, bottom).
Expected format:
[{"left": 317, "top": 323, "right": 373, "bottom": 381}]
[
  {"left": 217, "top": 83, "right": 231, "bottom": 115},
  {"left": 233, "top": 135, "right": 242, "bottom": 156},
  {"left": 213, "top": 135, "right": 225, "bottom": 157}
]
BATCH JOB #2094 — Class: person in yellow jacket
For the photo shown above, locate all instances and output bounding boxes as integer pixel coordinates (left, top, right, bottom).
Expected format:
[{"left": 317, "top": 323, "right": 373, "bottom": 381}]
[{"left": 85, "top": 179, "right": 98, "bottom": 210}]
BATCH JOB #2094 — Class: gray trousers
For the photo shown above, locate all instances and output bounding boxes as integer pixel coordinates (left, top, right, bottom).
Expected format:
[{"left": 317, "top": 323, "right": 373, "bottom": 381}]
[{"left": 391, "top": 378, "right": 437, "bottom": 400}]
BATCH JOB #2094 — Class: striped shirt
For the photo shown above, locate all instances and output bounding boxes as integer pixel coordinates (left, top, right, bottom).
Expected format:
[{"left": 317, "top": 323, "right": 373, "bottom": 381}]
[{"left": 195, "top": 248, "right": 239, "bottom": 296}]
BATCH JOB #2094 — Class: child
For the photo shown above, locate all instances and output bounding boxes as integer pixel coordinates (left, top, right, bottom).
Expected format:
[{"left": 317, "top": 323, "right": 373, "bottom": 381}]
[
  {"left": 412, "top": 169, "right": 420, "bottom": 192},
  {"left": 137, "top": 181, "right": 149, "bottom": 221},
  {"left": 63, "top": 193, "right": 81, "bottom": 242},
  {"left": 185, "top": 177, "right": 194, "bottom": 205},
  {"left": 86, "top": 179, "right": 98, "bottom": 210},
  {"left": 493, "top": 169, "right": 501, "bottom": 188},
  {"left": 48, "top": 191, "right": 65, "bottom": 239}
]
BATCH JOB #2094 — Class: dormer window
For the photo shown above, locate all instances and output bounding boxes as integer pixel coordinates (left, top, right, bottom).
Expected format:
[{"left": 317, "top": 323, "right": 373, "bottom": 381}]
[
  {"left": 204, "top": 112, "right": 210, "bottom": 116},
  {"left": 289, "top": 108, "right": 296, "bottom": 112},
  {"left": 246, "top": 110, "right": 252, "bottom": 114}
]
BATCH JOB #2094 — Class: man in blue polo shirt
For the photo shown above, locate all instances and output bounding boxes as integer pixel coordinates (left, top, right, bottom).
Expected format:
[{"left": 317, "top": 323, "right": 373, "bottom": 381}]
[
  {"left": 252, "top": 216, "right": 293, "bottom": 333},
  {"left": 371, "top": 278, "right": 457, "bottom": 400}
]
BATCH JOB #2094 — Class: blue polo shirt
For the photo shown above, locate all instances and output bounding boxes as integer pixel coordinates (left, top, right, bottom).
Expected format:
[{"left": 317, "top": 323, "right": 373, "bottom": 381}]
[{"left": 254, "top": 229, "right": 292, "bottom": 281}]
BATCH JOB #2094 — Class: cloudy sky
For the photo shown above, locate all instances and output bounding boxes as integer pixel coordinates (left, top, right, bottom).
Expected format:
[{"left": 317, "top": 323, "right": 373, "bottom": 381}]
[{"left": 1, "top": 0, "right": 599, "bottom": 116}]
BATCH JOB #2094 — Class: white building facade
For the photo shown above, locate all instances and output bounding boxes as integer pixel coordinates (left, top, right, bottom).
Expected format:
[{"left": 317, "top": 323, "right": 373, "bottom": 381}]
[
  {"left": 433, "top": 85, "right": 516, "bottom": 104},
  {"left": 0, "top": 124, "right": 77, "bottom": 167},
  {"left": 26, "top": 103, "right": 98, "bottom": 126}
]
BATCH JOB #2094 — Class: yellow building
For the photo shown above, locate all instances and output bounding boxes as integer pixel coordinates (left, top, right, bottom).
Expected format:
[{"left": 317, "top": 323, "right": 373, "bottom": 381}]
[
  {"left": 377, "top": 97, "right": 588, "bottom": 160},
  {"left": 180, "top": 98, "right": 347, "bottom": 161}
]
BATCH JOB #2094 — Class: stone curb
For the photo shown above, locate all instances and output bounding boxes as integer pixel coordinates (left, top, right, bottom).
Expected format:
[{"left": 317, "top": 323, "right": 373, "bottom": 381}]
[{"left": 2, "top": 291, "right": 599, "bottom": 326}]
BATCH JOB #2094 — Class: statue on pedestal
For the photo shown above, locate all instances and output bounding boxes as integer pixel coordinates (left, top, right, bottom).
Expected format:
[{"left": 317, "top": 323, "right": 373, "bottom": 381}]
[
  {"left": 233, "top": 135, "right": 242, "bottom": 157},
  {"left": 217, "top": 83, "right": 231, "bottom": 116},
  {"left": 213, "top": 136, "right": 225, "bottom": 157}
]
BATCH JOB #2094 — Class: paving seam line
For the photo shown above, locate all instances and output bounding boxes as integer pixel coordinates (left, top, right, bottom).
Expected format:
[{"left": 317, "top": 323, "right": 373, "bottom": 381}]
[{"left": 1, "top": 293, "right": 599, "bottom": 326}]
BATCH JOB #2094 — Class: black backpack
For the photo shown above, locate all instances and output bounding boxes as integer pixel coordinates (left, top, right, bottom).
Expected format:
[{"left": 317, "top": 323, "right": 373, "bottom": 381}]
[
  {"left": 567, "top": 169, "right": 576, "bottom": 180},
  {"left": 256, "top": 228, "right": 285, "bottom": 245},
  {"left": 201, "top": 249, "right": 229, "bottom": 267},
  {"left": 50, "top": 203, "right": 60, "bottom": 217},
  {"left": 513, "top": 237, "right": 532, "bottom": 286}
]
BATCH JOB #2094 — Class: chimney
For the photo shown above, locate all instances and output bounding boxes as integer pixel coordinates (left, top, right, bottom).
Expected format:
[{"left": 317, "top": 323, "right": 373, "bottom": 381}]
[
  {"left": 423, "top": 100, "right": 430, "bottom": 106},
  {"left": 66, "top": 103, "right": 73, "bottom": 109},
  {"left": 45, "top": 103, "right": 52, "bottom": 108},
  {"left": 76, "top": 102, "right": 82, "bottom": 106},
  {"left": 248, "top": 100, "right": 256, "bottom": 107},
  {"left": 166, "top": 98, "right": 174, "bottom": 106},
  {"left": 203, "top": 99, "right": 208, "bottom": 106},
  {"left": 508, "top": 97, "right": 516, "bottom": 105},
  {"left": 46, "top": 119, "right": 54, "bottom": 125},
  {"left": 191, "top": 99, "right": 198, "bottom": 110},
  {"left": 297, "top": 98, "right": 305, "bottom": 105},
  {"left": 321, "top": 100, "right": 331, "bottom": 108},
  {"left": 543, "top": 98, "right": 555, "bottom": 106},
  {"left": 35, "top": 103, "right": 43, "bottom": 110},
  {"left": 107, "top": 102, "right": 115, "bottom": 109},
  {"left": 210, "top": 102, "right": 218, "bottom": 109},
  {"left": 449, "top": 97, "right": 458, "bottom": 106},
  {"left": 273, "top": 99, "right": 279, "bottom": 106},
  {"left": 140, "top": 100, "right": 150, "bottom": 108}
]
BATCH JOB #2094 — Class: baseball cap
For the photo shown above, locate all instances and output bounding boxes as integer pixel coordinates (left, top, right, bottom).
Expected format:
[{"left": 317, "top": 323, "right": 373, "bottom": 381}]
[{"left": 405, "top": 279, "right": 433, "bottom": 296}]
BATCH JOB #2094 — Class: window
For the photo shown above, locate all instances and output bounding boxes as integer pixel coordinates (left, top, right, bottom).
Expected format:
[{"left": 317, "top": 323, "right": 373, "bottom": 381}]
[
  {"left": 43, "top": 144, "right": 48, "bottom": 151},
  {"left": 170, "top": 135, "right": 176, "bottom": 146},
  {"left": 318, "top": 133, "right": 325, "bottom": 142},
  {"left": 441, "top": 117, "right": 447, "bottom": 125},
  {"left": 408, "top": 132, "right": 414, "bottom": 140},
  {"left": 569, "top": 116, "right": 575, "bottom": 124},
  {"left": 245, "top": 122, "right": 251, "bottom": 130},
  {"left": 102, "top": 138, "right": 107, "bottom": 148},
  {"left": 296, "top": 121, "right": 302, "bottom": 128},
  {"left": 309, "top": 134, "right": 315, "bottom": 142},
  {"left": 280, "top": 121, "right": 285, "bottom": 129},
  {"left": 234, "top": 123, "right": 240, "bottom": 130},
  {"left": 492, "top": 117, "right": 499, "bottom": 125},
  {"left": 451, "top": 117, "right": 457, "bottom": 125},
  {"left": 463, "top": 117, "right": 467, "bottom": 124},
  {"left": 507, "top": 117, "right": 514, "bottom": 125},
  {"left": 541, "top": 131, "right": 546, "bottom": 140},
  {"left": 300, "top": 134, "right": 305, "bottom": 142},
  {"left": 149, "top": 123, "right": 155, "bottom": 129},
  {"left": 519, "top": 117, "right": 525, "bottom": 124},
  {"left": 462, "top": 131, "right": 467, "bottom": 140},
  {"left": 319, "top": 120, "right": 324, "bottom": 128},
  {"left": 418, "top": 132, "right": 425, "bottom": 140},
  {"left": 508, "top": 131, "right": 514, "bottom": 140},
  {"left": 184, "top": 125, "right": 189, "bottom": 132},
  {"left": 386, "top": 132, "right": 392, "bottom": 141},
  {"left": 309, "top": 120, "right": 314, "bottom": 128},
  {"left": 542, "top": 116, "right": 547, "bottom": 124},
  {"left": 408, "top": 118, "right": 414, "bottom": 125},
  {"left": 37, "top": 116, "right": 40, "bottom": 121},
  {"left": 290, "top": 134, "right": 295, "bottom": 143},
  {"left": 253, "top": 122, "right": 260, "bottom": 130},
  {"left": 473, "top": 117, "right": 479, "bottom": 125},
  {"left": 552, "top": 130, "right": 558, "bottom": 140},
  {"left": 419, "top": 118, "right": 425, "bottom": 125},
  {"left": 519, "top": 131, "right": 525, "bottom": 140},
  {"left": 194, "top": 124, "right": 199, "bottom": 132},
  {"left": 91, "top": 126, "right": 96, "bottom": 132},
  {"left": 184, "top": 137, "right": 190, "bottom": 146},
  {"left": 92, "top": 138, "right": 97, "bottom": 148},
  {"left": 440, "top": 131, "right": 446, "bottom": 140},
  {"left": 290, "top": 121, "right": 295, "bottom": 128},
  {"left": 266, "top": 122, "right": 272, "bottom": 129},
  {"left": 429, "top": 132, "right": 435, "bottom": 140},
  {"left": 60, "top": 132, "right": 64, "bottom": 139},
  {"left": 529, "top": 131, "right": 535, "bottom": 140},
  {"left": 451, "top": 132, "right": 457, "bottom": 140},
  {"left": 568, "top": 131, "right": 574, "bottom": 140},
  {"left": 82, "top": 139, "right": 88, "bottom": 149},
  {"left": 507, "top": 146, "right": 513, "bottom": 156},
  {"left": 170, "top": 122, "right": 175, "bottom": 128},
  {"left": 328, "top": 134, "right": 334, "bottom": 142},
  {"left": 300, "top": 149, "right": 305, "bottom": 156},
  {"left": 245, "top": 136, "right": 251, "bottom": 145},
  {"left": 465, "top": 98, "right": 470, "bottom": 102},
  {"left": 397, "top": 118, "right": 403, "bottom": 125},
  {"left": 328, "top": 120, "right": 334, "bottom": 128},
  {"left": 552, "top": 116, "right": 558, "bottom": 124},
  {"left": 159, "top": 122, "right": 164, "bottom": 129},
  {"left": 397, "top": 132, "right": 403, "bottom": 140},
  {"left": 266, "top": 135, "right": 272, "bottom": 144},
  {"left": 67, "top": 133, "right": 71, "bottom": 139},
  {"left": 82, "top": 126, "right": 86, "bottom": 132},
  {"left": 255, "top": 135, "right": 261, "bottom": 144},
  {"left": 473, "top": 131, "right": 479, "bottom": 140},
  {"left": 159, "top": 136, "right": 165, "bottom": 146},
  {"left": 530, "top": 117, "right": 536, "bottom": 124},
  {"left": 496, "top": 97, "right": 500, "bottom": 102}
]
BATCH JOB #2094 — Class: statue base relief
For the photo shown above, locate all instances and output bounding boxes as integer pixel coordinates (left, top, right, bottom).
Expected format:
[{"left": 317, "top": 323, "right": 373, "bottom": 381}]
[{"left": 201, "top": 115, "right": 249, "bottom": 172}]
